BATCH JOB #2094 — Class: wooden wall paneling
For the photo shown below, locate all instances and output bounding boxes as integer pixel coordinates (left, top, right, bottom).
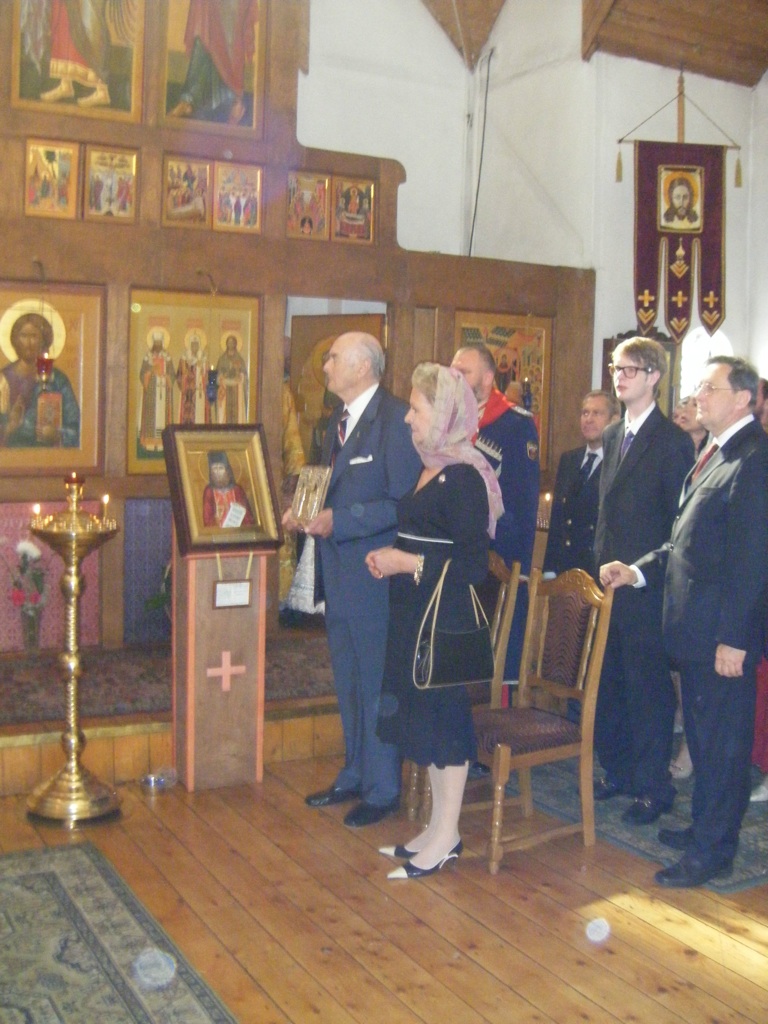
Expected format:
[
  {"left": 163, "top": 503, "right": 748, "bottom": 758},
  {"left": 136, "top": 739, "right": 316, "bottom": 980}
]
[{"left": 0, "top": 0, "right": 595, "bottom": 651}]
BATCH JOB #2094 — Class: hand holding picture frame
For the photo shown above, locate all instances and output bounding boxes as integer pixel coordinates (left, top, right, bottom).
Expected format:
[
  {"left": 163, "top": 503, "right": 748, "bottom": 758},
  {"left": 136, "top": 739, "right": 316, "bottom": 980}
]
[
  {"left": 163, "top": 424, "right": 282, "bottom": 557},
  {"left": 291, "top": 466, "right": 332, "bottom": 525}
]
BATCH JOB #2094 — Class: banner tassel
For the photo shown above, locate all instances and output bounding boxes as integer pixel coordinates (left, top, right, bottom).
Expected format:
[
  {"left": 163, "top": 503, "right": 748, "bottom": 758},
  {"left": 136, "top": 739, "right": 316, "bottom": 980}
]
[
  {"left": 735, "top": 155, "right": 742, "bottom": 188},
  {"left": 616, "top": 150, "right": 623, "bottom": 183}
]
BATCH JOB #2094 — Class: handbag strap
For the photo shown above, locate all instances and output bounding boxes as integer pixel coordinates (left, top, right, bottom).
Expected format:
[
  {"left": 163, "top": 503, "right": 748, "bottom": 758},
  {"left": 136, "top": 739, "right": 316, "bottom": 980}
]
[{"left": 418, "top": 559, "right": 490, "bottom": 647}]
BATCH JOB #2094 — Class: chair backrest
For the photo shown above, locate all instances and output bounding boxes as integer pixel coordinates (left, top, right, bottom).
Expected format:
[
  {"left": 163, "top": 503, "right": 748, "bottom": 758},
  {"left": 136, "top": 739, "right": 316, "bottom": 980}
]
[
  {"left": 488, "top": 553, "right": 521, "bottom": 709},
  {"left": 515, "top": 567, "right": 613, "bottom": 728}
]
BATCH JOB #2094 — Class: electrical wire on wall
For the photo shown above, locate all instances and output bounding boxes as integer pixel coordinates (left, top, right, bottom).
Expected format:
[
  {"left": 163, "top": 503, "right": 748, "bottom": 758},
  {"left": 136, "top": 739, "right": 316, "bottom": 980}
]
[{"left": 468, "top": 48, "right": 494, "bottom": 256}]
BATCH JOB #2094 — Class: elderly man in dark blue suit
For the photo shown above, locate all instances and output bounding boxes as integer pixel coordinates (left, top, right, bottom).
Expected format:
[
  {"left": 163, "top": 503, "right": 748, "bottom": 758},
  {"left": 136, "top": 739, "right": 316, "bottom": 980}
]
[
  {"left": 602, "top": 356, "right": 768, "bottom": 887},
  {"left": 283, "top": 332, "right": 421, "bottom": 828}
]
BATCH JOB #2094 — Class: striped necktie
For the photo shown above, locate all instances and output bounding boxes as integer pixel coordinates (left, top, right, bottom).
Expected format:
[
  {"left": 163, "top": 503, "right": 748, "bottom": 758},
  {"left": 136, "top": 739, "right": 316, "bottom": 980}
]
[{"left": 337, "top": 409, "right": 349, "bottom": 447}]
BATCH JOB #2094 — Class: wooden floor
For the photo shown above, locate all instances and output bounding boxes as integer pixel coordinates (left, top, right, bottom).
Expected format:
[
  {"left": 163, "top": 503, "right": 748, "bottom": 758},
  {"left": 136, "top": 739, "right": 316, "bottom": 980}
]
[{"left": 3, "top": 755, "right": 767, "bottom": 1024}]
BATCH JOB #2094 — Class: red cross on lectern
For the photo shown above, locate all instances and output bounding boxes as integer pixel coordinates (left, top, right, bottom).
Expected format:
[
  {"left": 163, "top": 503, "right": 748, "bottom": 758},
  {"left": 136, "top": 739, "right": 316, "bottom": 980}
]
[{"left": 207, "top": 650, "right": 245, "bottom": 692}]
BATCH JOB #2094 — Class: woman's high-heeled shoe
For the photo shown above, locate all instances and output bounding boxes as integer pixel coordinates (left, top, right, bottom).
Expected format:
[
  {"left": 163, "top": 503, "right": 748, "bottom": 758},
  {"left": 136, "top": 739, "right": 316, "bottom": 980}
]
[
  {"left": 387, "top": 850, "right": 460, "bottom": 879},
  {"left": 379, "top": 839, "right": 462, "bottom": 860}
]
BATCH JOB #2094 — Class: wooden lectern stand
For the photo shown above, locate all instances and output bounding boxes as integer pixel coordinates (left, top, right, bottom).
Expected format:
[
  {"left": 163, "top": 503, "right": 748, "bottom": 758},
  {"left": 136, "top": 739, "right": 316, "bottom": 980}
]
[
  {"left": 172, "top": 545, "right": 271, "bottom": 790},
  {"left": 162, "top": 423, "right": 283, "bottom": 793}
]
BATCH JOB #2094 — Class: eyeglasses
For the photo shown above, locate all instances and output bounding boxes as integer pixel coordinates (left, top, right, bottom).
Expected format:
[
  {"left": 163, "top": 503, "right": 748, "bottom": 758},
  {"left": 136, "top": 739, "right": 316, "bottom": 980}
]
[
  {"left": 608, "top": 363, "right": 652, "bottom": 379},
  {"left": 692, "top": 381, "right": 734, "bottom": 397}
]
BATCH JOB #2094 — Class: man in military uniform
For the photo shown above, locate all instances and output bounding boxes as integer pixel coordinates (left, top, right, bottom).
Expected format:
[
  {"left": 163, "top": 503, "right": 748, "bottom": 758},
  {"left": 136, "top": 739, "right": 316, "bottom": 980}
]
[
  {"left": 544, "top": 390, "right": 620, "bottom": 577},
  {"left": 451, "top": 343, "right": 540, "bottom": 684}
]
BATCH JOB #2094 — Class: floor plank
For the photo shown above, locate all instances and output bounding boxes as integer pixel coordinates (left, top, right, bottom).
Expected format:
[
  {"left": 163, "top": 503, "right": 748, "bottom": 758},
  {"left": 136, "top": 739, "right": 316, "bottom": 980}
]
[{"left": 1, "top": 755, "right": 766, "bottom": 1024}]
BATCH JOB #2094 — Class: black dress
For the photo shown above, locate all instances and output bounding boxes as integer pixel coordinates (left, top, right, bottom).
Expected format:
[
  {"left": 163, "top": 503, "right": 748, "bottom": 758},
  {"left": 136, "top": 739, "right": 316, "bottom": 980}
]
[{"left": 377, "top": 463, "right": 489, "bottom": 767}]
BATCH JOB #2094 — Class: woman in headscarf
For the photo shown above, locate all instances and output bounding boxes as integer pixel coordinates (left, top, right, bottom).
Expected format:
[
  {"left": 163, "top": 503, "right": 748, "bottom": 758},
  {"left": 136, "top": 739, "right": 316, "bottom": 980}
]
[{"left": 366, "top": 363, "right": 503, "bottom": 879}]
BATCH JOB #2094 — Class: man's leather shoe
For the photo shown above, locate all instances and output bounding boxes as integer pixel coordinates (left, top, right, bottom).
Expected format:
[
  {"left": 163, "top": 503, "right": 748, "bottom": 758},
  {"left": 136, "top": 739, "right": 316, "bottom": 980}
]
[
  {"left": 657, "top": 826, "right": 694, "bottom": 851},
  {"left": 621, "top": 795, "right": 673, "bottom": 825},
  {"left": 468, "top": 761, "right": 491, "bottom": 780},
  {"left": 305, "top": 785, "right": 361, "bottom": 808},
  {"left": 594, "top": 777, "right": 625, "bottom": 801},
  {"left": 655, "top": 855, "right": 733, "bottom": 888},
  {"left": 343, "top": 798, "right": 400, "bottom": 828}
]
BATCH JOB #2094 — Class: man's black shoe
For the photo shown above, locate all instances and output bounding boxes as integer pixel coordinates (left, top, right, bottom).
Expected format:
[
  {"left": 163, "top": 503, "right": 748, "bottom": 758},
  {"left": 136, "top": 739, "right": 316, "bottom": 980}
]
[
  {"left": 305, "top": 785, "right": 361, "bottom": 808},
  {"left": 468, "top": 761, "right": 491, "bottom": 780},
  {"left": 655, "top": 855, "right": 733, "bottom": 888},
  {"left": 621, "top": 795, "right": 673, "bottom": 825},
  {"left": 657, "top": 826, "right": 694, "bottom": 851},
  {"left": 594, "top": 777, "right": 625, "bottom": 801},
  {"left": 343, "top": 797, "right": 400, "bottom": 828}
]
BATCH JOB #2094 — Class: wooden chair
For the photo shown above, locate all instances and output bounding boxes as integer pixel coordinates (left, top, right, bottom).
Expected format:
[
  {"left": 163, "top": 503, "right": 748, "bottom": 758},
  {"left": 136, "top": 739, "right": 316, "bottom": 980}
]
[
  {"left": 469, "top": 567, "right": 613, "bottom": 874},
  {"left": 404, "top": 554, "right": 522, "bottom": 821}
]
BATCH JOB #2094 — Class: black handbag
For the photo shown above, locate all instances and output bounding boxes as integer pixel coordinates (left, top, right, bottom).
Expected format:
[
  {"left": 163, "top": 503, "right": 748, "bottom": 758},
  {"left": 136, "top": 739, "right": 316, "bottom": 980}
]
[{"left": 413, "top": 559, "right": 494, "bottom": 690}]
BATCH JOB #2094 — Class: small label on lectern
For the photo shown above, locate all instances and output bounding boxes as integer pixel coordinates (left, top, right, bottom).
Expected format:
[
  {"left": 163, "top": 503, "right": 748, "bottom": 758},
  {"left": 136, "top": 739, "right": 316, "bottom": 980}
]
[{"left": 213, "top": 580, "right": 252, "bottom": 608}]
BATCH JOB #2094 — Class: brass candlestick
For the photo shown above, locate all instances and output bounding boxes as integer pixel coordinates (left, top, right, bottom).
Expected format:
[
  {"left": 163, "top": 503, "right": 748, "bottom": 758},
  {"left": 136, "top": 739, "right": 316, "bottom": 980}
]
[{"left": 27, "top": 474, "right": 120, "bottom": 826}]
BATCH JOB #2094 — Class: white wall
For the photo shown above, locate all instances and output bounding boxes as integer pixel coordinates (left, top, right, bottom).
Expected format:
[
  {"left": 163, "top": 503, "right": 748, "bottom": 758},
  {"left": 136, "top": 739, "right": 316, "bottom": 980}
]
[
  {"left": 298, "top": 0, "right": 766, "bottom": 377},
  {"left": 748, "top": 77, "right": 768, "bottom": 373},
  {"left": 297, "top": 0, "right": 468, "bottom": 254}
]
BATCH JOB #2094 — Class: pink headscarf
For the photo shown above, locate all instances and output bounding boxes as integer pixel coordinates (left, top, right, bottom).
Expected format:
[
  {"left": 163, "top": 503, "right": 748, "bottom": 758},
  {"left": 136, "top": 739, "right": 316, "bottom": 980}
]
[{"left": 412, "top": 364, "right": 504, "bottom": 537}]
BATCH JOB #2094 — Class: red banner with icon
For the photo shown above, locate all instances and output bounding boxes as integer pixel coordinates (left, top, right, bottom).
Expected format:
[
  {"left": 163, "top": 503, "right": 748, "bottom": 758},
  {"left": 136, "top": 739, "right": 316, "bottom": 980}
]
[{"left": 635, "top": 141, "right": 725, "bottom": 344}]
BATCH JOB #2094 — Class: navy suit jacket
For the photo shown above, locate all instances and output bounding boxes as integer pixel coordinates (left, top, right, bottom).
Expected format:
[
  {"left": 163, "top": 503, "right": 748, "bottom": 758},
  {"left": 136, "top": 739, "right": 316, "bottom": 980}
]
[
  {"left": 595, "top": 405, "right": 694, "bottom": 629},
  {"left": 543, "top": 445, "right": 601, "bottom": 576},
  {"left": 316, "top": 386, "right": 422, "bottom": 618},
  {"left": 636, "top": 418, "right": 768, "bottom": 664}
]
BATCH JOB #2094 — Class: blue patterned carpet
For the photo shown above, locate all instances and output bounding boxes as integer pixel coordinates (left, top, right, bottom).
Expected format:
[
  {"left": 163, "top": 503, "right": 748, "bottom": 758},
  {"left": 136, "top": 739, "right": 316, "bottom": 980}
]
[
  {"left": 513, "top": 756, "right": 768, "bottom": 894},
  {"left": 0, "top": 843, "right": 237, "bottom": 1023}
]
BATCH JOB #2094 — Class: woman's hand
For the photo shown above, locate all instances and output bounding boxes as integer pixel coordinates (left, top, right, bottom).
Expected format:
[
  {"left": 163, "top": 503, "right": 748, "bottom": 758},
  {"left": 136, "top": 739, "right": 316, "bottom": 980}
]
[{"left": 366, "top": 547, "right": 418, "bottom": 579}]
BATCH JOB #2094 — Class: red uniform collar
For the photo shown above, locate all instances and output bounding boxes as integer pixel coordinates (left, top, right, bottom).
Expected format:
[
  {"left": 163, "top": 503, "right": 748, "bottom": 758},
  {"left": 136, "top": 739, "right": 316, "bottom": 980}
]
[{"left": 477, "top": 388, "right": 514, "bottom": 432}]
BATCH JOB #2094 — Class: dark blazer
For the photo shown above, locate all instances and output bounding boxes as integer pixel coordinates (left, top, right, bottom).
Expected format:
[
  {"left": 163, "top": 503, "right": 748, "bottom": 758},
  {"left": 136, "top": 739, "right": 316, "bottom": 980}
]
[
  {"left": 543, "top": 446, "right": 601, "bottom": 576},
  {"left": 636, "top": 418, "right": 768, "bottom": 664},
  {"left": 316, "top": 386, "right": 422, "bottom": 615},
  {"left": 595, "top": 406, "right": 694, "bottom": 584}
]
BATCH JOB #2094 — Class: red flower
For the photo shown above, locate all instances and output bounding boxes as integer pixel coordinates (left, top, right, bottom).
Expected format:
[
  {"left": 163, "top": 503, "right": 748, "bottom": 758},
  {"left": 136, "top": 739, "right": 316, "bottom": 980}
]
[
  {"left": 11, "top": 589, "right": 25, "bottom": 607},
  {"left": 28, "top": 591, "right": 41, "bottom": 605}
]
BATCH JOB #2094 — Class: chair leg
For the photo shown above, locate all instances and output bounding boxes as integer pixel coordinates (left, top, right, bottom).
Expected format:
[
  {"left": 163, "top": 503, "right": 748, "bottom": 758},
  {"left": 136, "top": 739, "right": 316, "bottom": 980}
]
[
  {"left": 578, "top": 754, "right": 596, "bottom": 846},
  {"left": 489, "top": 744, "right": 511, "bottom": 875},
  {"left": 405, "top": 760, "right": 421, "bottom": 821},
  {"left": 519, "top": 766, "right": 533, "bottom": 817},
  {"left": 418, "top": 767, "right": 432, "bottom": 825}
]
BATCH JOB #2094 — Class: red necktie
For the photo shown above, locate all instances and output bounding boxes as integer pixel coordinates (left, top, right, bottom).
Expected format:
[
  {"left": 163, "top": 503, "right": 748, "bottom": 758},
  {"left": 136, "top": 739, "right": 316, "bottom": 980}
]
[
  {"left": 691, "top": 442, "right": 719, "bottom": 481},
  {"left": 337, "top": 409, "right": 349, "bottom": 447}
]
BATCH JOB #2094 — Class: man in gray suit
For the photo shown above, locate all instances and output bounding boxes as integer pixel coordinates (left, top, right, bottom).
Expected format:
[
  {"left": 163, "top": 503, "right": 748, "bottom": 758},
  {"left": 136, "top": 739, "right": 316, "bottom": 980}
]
[
  {"left": 283, "top": 333, "right": 421, "bottom": 827},
  {"left": 601, "top": 356, "right": 768, "bottom": 886}
]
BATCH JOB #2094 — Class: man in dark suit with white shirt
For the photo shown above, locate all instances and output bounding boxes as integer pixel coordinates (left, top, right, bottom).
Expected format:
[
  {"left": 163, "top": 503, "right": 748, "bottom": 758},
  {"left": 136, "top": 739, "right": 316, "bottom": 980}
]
[
  {"left": 593, "top": 337, "right": 694, "bottom": 825},
  {"left": 544, "top": 390, "right": 619, "bottom": 577},
  {"left": 283, "top": 332, "right": 421, "bottom": 827},
  {"left": 601, "top": 356, "right": 768, "bottom": 887}
]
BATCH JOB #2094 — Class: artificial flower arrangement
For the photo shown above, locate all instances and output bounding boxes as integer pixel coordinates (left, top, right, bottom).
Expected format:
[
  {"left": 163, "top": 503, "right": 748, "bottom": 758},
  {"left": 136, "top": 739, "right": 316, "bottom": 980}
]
[{"left": 6, "top": 539, "right": 47, "bottom": 610}]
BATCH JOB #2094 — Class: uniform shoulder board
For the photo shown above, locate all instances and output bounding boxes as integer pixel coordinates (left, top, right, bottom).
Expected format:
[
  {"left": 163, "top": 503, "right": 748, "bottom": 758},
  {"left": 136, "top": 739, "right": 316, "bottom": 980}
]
[{"left": 510, "top": 404, "right": 534, "bottom": 417}]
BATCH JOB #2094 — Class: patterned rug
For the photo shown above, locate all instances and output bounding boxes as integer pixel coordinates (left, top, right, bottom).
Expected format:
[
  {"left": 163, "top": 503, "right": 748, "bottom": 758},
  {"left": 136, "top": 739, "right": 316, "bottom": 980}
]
[
  {"left": 0, "top": 628, "right": 335, "bottom": 726},
  {"left": 0, "top": 843, "right": 236, "bottom": 1023},
  {"left": 511, "top": 756, "right": 768, "bottom": 894}
]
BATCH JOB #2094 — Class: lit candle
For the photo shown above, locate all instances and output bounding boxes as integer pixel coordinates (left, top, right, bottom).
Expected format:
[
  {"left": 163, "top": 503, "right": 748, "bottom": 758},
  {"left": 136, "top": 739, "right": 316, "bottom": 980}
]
[
  {"left": 36, "top": 353, "right": 53, "bottom": 378},
  {"left": 102, "top": 494, "right": 110, "bottom": 520},
  {"left": 32, "top": 503, "right": 41, "bottom": 517},
  {"left": 65, "top": 471, "right": 83, "bottom": 485}
]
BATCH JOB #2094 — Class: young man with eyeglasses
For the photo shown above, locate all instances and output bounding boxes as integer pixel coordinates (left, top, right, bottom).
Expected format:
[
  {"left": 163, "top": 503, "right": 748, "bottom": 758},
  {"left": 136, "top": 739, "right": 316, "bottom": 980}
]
[
  {"left": 601, "top": 356, "right": 768, "bottom": 887},
  {"left": 592, "top": 337, "right": 694, "bottom": 826}
]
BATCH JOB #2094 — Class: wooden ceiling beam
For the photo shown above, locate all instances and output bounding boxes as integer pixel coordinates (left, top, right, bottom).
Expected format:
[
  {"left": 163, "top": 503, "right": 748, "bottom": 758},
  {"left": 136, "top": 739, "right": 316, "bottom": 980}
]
[
  {"left": 582, "top": 0, "right": 619, "bottom": 60},
  {"left": 595, "top": 10, "right": 766, "bottom": 85}
]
